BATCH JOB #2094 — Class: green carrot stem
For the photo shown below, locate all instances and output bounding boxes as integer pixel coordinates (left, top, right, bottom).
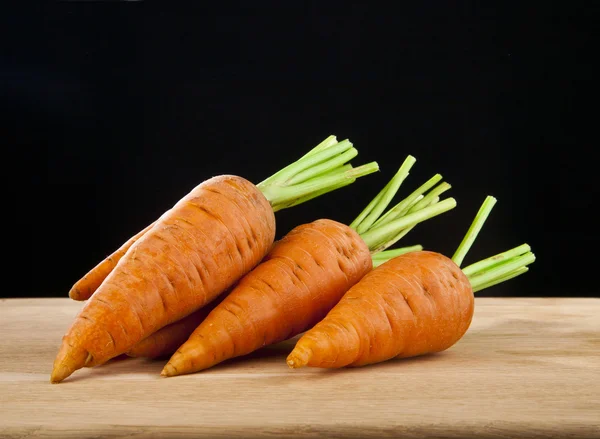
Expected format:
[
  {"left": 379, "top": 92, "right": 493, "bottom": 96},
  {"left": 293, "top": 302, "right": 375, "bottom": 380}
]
[
  {"left": 269, "top": 139, "right": 354, "bottom": 184},
  {"left": 266, "top": 162, "right": 379, "bottom": 212},
  {"left": 256, "top": 135, "right": 379, "bottom": 212},
  {"left": 299, "top": 135, "right": 339, "bottom": 159},
  {"left": 462, "top": 243, "right": 531, "bottom": 277},
  {"left": 287, "top": 147, "right": 358, "bottom": 185},
  {"left": 371, "top": 174, "right": 443, "bottom": 229},
  {"left": 467, "top": 251, "right": 536, "bottom": 292},
  {"left": 471, "top": 267, "right": 529, "bottom": 293},
  {"left": 350, "top": 156, "right": 416, "bottom": 234},
  {"left": 407, "top": 183, "right": 451, "bottom": 214},
  {"left": 407, "top": 195, "right": 425, "bottom": 209},
  {"left": 372, "top": 245, "right": 423, "bottom": 267},
  {"left": 451, "top": 196, "right": 497, "bottom": 267},
  {"left": 368, "top": 196, "right": 441, "bottom": 254},
  {"left": 372, "top": 245, "right": 424, "bottom": 260},
  {"left": 258, "top": 137, "right": 351, "bottom": 187},
  {"left": 360, "top": 198, "right": 457, "bottom": 250},
  {"left": 274, "top": 165, "right": 353, "bottom": 210},
  {"left": 342, "top": 155, "right": 455, "bottom": 255}
]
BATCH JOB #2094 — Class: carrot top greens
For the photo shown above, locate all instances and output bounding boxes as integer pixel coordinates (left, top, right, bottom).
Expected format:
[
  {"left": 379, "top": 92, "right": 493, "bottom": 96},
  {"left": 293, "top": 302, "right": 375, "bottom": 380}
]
[
  {"left": 257, "top": 135, "right": 379, "bottom": 212},
  {"left": 375, "top": 195, "right": 536, "bottom": 292},
  {"left": 450, "top": 195, "right": 535, "bottom": 292},
  {"left": 349, "top": 155, "right": 457, "bottom": 256}
]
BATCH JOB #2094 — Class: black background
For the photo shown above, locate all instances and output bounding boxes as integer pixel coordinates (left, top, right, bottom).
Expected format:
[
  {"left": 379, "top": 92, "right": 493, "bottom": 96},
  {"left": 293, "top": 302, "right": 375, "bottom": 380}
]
[{"left": 3, "top": 3, "right": 595, "bottom": 298}]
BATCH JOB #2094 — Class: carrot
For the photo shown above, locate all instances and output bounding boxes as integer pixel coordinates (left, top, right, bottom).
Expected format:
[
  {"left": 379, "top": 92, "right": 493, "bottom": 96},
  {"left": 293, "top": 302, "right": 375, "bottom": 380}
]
[
  {"left": 50, "top": 136, "right": 379, "bottom": 383},
  {"left": 286, "top": 196, "right": 536, "bottom": 369},
  {"left": 66, "top": 136, "right": 365, "bottom": 302},
  {"left": 69, "top": 222, "right": 155, "bottom": 301},
  {"left": 126, "top": 291, "right": 228, "bottom": 359},
  {"left": 161, "top": 155, "right": 457, "bottom": 376}
]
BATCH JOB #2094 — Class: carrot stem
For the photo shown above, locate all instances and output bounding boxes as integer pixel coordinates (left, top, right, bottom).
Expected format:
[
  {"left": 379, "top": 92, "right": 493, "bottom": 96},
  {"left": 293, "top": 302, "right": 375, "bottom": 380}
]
[
  {"left": 257, "top": 136, "right": 379, "bottom": 212},
  {"left": 359, "top": 198, "right": 457, "bottom": 251},
  {"left": 448, "top": 197, "right": 536, "bottom": 293},
  {"left": 256, "top": 136, "right": 379, "bottom": 212},
  {"left": 471, "top": 267, "right": 529, "bottom": 293},
  {"left": 350, "top": 155, "right": 417, "bottom": 234},
  {"left": 258, "top": 136, "right": 346, "bottom": 186},
  {"left": 467, "top": 250, "right": 536, "bottom": 292},
  {"left": 370, "top": 174, "right": 443, "bottom": 229},
  {"left": 299, "top": 134, "right": 339, "bottom": 159},
  {"left": 347, "top": 154, "right": 456, "bottom": 253},
  {"left": 371, "top": 245, "right": 423, "bottom": 267},
  {"left": 369, "top": 195, "right": 441, "bottom": 255},
  {"left": 451, "top": 196, "right": 497, "bottom": 267},
  {"left": 274, "top": 165, "right": 353, "bottom": 210},
  {"left": 462, "top": 243, "right": 531, "bottom": 277}
]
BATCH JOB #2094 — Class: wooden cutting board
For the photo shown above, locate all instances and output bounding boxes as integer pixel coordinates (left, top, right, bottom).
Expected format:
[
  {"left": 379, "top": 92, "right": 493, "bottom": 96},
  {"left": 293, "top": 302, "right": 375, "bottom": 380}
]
[{"left": 1, "top": 298, "right": 598, "bottom": 438}]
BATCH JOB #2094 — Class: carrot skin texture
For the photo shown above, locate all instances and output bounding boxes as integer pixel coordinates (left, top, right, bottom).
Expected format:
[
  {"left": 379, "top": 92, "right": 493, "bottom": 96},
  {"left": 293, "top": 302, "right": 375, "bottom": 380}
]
[
  {"left": 162, "top": 219, "right": 372, "bottom": 377},
  {"left": 51, "top": 175, "right": 276, "bottom": 383},
  {"left": 68, "top": 222, "right": 156, "bottom": 301},
  {"left": 126, "top": 292, "right": 227, "bottom": 358},
  {"left": 287, "top": 251, "right": 474, "bottom": 368}
]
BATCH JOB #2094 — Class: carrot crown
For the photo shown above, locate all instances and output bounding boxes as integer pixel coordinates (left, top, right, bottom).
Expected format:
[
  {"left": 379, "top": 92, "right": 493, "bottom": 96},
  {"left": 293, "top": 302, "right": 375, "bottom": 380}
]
[
  {"left": 348, "top": 155, "right": 457, "bottom": 259},
  {"left": 448, "top": 196, "right": 536, "bottom": 292},
  {"left": 377, "top": 195, "right": 536, "bottom": 293},
  {"left": 257, "top": 135, "right": 379, "bottom": 212}
]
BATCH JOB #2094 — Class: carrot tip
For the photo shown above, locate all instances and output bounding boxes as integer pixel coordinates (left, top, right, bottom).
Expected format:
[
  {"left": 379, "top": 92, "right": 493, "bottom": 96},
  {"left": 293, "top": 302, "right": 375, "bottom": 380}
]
[
  {"left": 68, "top": 287, "right": 88, "bottom": 301},
  {"left": 50, "top": 365, "right": 71, "bottom": 384},
  {"left": 286, "top": 351, "right": 309, "bottom": 369},
  {"left": 160, "top": 364, "right": 177, "bottom": 377}
]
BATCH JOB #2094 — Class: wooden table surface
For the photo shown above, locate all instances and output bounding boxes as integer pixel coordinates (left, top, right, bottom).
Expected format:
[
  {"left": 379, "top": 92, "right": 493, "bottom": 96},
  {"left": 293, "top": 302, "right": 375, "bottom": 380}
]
[{"left": 1, "top": 298, "right": 598, "bottom": 438}]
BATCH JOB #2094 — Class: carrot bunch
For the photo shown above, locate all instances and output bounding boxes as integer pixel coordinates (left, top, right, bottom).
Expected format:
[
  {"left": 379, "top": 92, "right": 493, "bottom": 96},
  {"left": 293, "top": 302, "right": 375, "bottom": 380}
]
[
  {"left": 51, "top": 136, "right": 378, "bottom": 383},
  {"left": 127, "top": 155, "right": 453, "bottom": 362},
  {"left": 150, "top": 155, "right": 457, "bottom": 377},
  {"left": 287, "top": 196, "right": 535, "bottom": 369},
  {"left": 50, "top": 135, "right": 536, "bottom": 383}
]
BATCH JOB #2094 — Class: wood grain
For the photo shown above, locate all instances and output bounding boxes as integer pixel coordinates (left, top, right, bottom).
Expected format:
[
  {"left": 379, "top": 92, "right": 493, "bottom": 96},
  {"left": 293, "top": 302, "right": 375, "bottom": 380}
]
[{"left": 0, "top": 298, "right": 599, "bottom": 438}]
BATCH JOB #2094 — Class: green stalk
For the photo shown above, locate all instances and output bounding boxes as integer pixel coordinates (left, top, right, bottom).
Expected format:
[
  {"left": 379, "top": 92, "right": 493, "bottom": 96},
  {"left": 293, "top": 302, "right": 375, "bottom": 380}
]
[
  {"left": 272, "top": 163, "right": 374, "bottom": 211},
  {"left": 286, "top": 148, "right": 358, "bottom": 185},
  {"left": 471, "top": 267, "right": 529, "bottom": 293},
  {"left": 462, "top": 244, "right": 531, "bottom": 277},
  {"left": 274, "top": 164, "right": 353, "bottom": 210},
  {"left": 360, "top": 198, "right": 457, "bottom": 250},
  {"left": 350, "top": 156, "right": 417, "bottom": 234},
  {"left": 364, "top": 193, "right": 535, "bottom": 294},
  {"left": 407, "top": 183, "right": 451, "bottom": 214},
  {"left": 446, "top": 196, "right": 535, "bottom": 293},
  {"left": 257, "top": 135, "right": 343, "bottom": 186},
  {"left": 370, "top": 174, "right": 443, "bottom": 229},
  {"left": 369, "top": 196, "right": 441, "bottom": 256},
  {"left": 451, "top": 196, "right": 497, "bottom": 267},
  {"left": 300, "top": 135, "right": 339, "bottom": 159},
  {"left": 256, "top": 136, "right": 379, "bottom": 212},
  {"left": 468, "top": 251, "right": 536, "bottom": 292},
  {"left": 344, "top": 155, "right": 457, "bottom": 256},
  {"left": 269, "top": 139, "right": 354, "bottom": 184},
  {"left": 372, "top": 245, "right": 423, "bottom": 267}
]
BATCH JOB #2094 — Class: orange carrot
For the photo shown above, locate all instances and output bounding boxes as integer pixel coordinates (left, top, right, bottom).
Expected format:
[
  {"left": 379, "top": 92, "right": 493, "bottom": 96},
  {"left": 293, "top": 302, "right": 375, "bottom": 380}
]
[
  {"left": 66, "top": 135, "right": 374, "bottom": 302},
  {"left": 127, "top": 291, "right": 227, "bottom": 359},
  {"left": 161, "top": 156, "right": 457, "bottom": 376},
  {"left": 69, "top": 222, "right": 155, "bottom": 301},
  {"left": 50, "top": 136, "right": 378, "bottom": 383},
  {"left": 286, "top": 196, "right": 536, "bottom": 369}
]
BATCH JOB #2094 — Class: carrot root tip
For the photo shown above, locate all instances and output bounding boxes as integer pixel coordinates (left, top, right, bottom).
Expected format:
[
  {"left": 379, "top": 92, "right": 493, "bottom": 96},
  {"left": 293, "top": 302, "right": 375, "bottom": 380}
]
[
  {"left": 160, "top": 364, "right": 177, "bottom": 377},
  {"left": 286, "top": 349, "right": 310, "bottom": 369},
  {"left": 49, "top": 364, "right": 72, "bottom": 384}
]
